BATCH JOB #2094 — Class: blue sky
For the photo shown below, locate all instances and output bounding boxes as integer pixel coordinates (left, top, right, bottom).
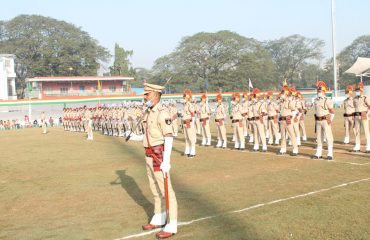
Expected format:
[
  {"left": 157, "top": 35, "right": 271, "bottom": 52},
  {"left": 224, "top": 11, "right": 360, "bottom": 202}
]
[{"left": 1, "top": 0, "right": 369, "bottom": 69}]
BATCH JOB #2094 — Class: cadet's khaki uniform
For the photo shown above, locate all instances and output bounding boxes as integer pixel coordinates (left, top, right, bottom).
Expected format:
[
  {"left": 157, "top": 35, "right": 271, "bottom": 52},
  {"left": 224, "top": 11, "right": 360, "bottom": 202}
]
[
  {"left": 41, "top": 112, "right": 47, "bottom": 134},
  {"left": 279, "top": 97, "right": 298, "bottom": 154},
  {"left": 85, "top": 110, "right": 93, "bottom": 140},
  {"left": 170, "top": 105, "right": 178, "bottom": 137},
  {"left": 232, "top": 102, "right": 245, "bottom": 149},
  {"left": 343, "top": 96, "right": 355, "bottom": 144},
  {"left": 252, "top": 100, "right": 267, "bottom": 151},
  {"left": 200, "top": 102, "right": 211, "bottom": 146},
  {"left": 353, "top": 95, "right": 370, "bottom": 151},
  {"left": 241, "top": 100, "right": 249, "bottom": 137},
  {"left": 183, "top": 101, "right": 196, "bottom": 155},
  {"left": 143, "top": 103, "right": 178, "bottom": 227},
  {"left": 292, "top": 98, "right": 302, "bottom": 145},
  {"left": 247, "top": 101, "right": 255, "bottom": 143},
  {"left": 267, "top": 100, "right": 280, "bottom": 145},
  {"left": 194, "top": 103, "right": 201, "bottom": 135},
  {"left": 299, "top": 99, "right": 307, "bottom": 141},
  {"left": 314, "top": 96, "right": 334, "bottom": 157},
  {"left": 215, "top": 103, "right": 227, "bottom": 148}
]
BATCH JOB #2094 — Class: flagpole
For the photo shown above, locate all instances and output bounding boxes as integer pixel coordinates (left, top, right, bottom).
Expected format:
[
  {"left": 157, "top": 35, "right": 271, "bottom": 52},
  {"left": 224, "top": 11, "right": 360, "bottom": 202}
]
[
  {"left": 331, "top": 0, "right": 338, "bottom": 97},
  {"left": 28, "top": 81, "right": 32, "bottom": 124}
]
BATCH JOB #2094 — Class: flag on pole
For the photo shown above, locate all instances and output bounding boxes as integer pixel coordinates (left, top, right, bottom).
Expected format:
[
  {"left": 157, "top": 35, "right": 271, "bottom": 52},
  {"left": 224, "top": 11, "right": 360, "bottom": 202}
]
[
  {"left": 248, "top": 78, "right": 253, "bottom": 89},
  {"left": 283, "top": 78, "right": 287, "bottom": 86}
]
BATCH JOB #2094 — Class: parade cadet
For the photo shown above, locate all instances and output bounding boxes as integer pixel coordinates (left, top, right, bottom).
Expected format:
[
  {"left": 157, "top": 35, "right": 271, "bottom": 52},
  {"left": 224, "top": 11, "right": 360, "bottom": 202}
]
[
  {"left": 241, "top": 92, "right": 249, "bottom": 138},
  {"left": 343, "top": 85, "right": 355, "bottom": 144},
  {"left": 141, "top": 83, "right": 178, "bottom": 239},
  {"left": 194, "top": 99, "right": 201, "bottom": 135},
  {"left": 200, "top": 94, "right": 212, "bottom": 146},
  {"left": 266, "top": 91, "right": 280, "bottom": 145},
  {"left": 353, "top": 82, "right": 370, "bottom": 153},
  {"left": 40, "top": 111, "right": 47, "bottom": 134},
  {"left": 247, "top": 93, "right": 255, "bottom": 143},
  {"left": 231, "top": 92, "right": 245, "bottom": 150},
  {"left": 169, "top": 102, "right": 179, "bottom": 137},
  {"left": 251, "top": 88, "right": 267, "bottom": 152},
  {"left": 312, "top": 80, "right": 335, "bottom": 160},
  {"left": 291, "top": 88, "right": 302, "bottom": 146},
  {"left": 297, "top": 92, "right": 307, "bottom": 142},
  {"left": 278, "top": 85, "right": 299, "bottom": 156},
  {"left": 215, "top": 93, "right": 227, "bottom": 148},
  {"left": 183, "top": 89, "right": 197, "bottom": 158},
  {"left": 86, "top": 108, "right": 93, "bottom": 140}
]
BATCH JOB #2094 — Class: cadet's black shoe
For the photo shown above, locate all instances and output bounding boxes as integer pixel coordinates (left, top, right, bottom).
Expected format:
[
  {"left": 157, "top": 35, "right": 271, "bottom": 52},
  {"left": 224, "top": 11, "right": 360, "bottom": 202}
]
[
  {"left": 311, "top": 155, "right": 322, "bottom": 159},
  {"left": 277, "top": 152, "right": 285, "bottom": 155},
  {"left": 188, "top": 154, "right": 195, "bottom": 158},
  {"left": 351, "top": 150, "right": 360, "bottom": 153},
  {"left": 261, "top": 149, "right": 267, "bottom": 152},
  {"left": 291, "top": 153, "right": 298, "bottom": 156},
  {"left": 327, "top": 156, "right": 333, "bottom": 160},
  {"left": 365, "top": 150, "right": 370, "bottom": 153}
]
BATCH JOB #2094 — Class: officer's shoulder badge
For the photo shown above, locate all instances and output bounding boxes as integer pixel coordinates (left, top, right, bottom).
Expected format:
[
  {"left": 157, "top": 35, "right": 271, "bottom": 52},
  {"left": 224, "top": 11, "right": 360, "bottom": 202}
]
[{"left": 165, "top": 118, "right": 172, "bottom": 125}]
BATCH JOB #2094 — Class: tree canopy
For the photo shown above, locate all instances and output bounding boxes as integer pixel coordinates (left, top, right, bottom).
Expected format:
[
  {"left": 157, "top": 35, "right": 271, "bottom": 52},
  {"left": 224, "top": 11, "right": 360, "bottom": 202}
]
[{"left": 0, "top": 15, "right": 111, "bottom": 98}]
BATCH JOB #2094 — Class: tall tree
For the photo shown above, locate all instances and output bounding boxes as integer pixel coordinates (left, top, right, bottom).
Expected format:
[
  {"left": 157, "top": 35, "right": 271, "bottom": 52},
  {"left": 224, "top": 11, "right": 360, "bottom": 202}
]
[
  {"left": 0, "top": 15, "right": 111, "bottom": 98},
  {"left": 266, "top": 34, "right": 324, "bottom": 86},
  {"left": 110, "top": 43, "right": 134, "bottom": 76}
]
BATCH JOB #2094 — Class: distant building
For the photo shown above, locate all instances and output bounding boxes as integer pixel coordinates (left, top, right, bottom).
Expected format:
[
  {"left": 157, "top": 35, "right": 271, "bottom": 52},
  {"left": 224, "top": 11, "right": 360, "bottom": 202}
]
[
  {"left": 0, "top": 54, "right": 17, "bottom": 100},
  {"left": 26, "top": 76, "right": 134, "bottom": 99}
]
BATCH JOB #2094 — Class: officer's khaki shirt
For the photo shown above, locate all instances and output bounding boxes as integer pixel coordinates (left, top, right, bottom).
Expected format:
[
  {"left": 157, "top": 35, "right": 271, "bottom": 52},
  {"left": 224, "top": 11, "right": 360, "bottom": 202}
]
[
  {"left": 248, "top": 101, "right": 255, "bottom": 118},
  {"left": 183, "top": 102, "right": 194, "bottom": 120},
  {"left": 215, "top": 103, "right": 226, "bottom": 120},
  {"left": 314, "top": 97, "right": 333, "bottom": 117},
  {"left": 280, "top": 97, "right": 295, "bottom": 117},
  {"left": 143, "top": 103, "right": 173, "bottom": 147},
  {"left": 232, "top": 102, "right": 243, "bottom": 120},
  {"left": 200, "top": 102, "right": 211, "bottom": 118},
  {"left": 267, "top": 101, "right": 279, "bottom": 117},
  {"left": 241, "top": 101, "right": 249, "bottom": 115},
  {"left": 343, "top": 97, "right": 355, "bottom": 115},
  {"left": 354, "top": 95, "right": 370, "bottom": 112}
]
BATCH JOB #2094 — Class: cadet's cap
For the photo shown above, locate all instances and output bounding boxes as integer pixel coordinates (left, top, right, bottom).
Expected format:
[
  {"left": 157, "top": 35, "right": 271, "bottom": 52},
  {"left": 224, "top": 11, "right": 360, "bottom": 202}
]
[
  {"left": 216, "top": 93, "right": 222, "bottom": 101},
  {"left": 346, "top": 85, "right": 354, "bottom": 93},
  {"left": 316, "top": 80, "right": 328, "bottom": 92},
  {"left": 144, "top": 83, "right": 164, "bottom": 94},
  {"left": 356, "top": 82, "right": 364, "bottom": 91},
  {"left": 201, "top": 93, "right": 207, "bottom": 99}
]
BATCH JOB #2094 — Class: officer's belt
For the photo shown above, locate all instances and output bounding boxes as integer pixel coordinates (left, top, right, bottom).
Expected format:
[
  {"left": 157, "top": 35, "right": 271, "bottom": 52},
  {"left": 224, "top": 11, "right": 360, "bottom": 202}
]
[
  {"left": 343, "top": 113, "right": 354, "bottom": 117},
  {"left": 268, "top": 116, "right": 277, "bottom": 120},
  {"left": 315, "top": 115, "right": 327, "bottom": 121},
  {"left": 200, "top": 117, "right": 209, "bottom": 122},
  {"left": 215, "top": 119, "right": 223, "bottom": 122},
  {"left": 279, "top": 116, "right": 291, "bottom": 121},
  {"left": 354, "top": 111, "right": 366, "bottom": 116},
  {"left": 183, "top": 119, "right": 192, "bottom": 124},
  {"left": 232, "top": 119, "right": 241, "bottom": 123}
]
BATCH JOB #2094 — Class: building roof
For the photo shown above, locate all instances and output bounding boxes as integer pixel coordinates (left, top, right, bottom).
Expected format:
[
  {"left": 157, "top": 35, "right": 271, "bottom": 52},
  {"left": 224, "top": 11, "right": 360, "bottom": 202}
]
[{"left": 26, "top": 76, "right": 134, "bottom": 82}]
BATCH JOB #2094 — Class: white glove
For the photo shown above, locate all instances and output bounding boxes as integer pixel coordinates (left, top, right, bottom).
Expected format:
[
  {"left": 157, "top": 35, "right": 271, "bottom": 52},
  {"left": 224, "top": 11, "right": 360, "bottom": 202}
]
[
  {"left": 160, "top": 137, "right": 173, "bottom": 176},
  {"left": 367, "top": 110, "right": 370, "bottom": 120},
  {"left": 330, "top": 113, "right": 335, "bottom": 122}
]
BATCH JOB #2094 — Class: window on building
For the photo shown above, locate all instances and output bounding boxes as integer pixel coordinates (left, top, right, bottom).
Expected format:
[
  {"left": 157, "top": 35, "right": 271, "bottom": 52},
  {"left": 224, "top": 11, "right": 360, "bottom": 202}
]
[
  {"left": 60, "top": 87, "right": 69, "bottom": 96},
  {"left": 109, "top": 86, "right": 116, "bottom": 92},
  {"left": 80, "top": 85, "right": 85, "bottom": 92},
  {"left": 45, "top": 87, "right": 52, "bottom": 95}
]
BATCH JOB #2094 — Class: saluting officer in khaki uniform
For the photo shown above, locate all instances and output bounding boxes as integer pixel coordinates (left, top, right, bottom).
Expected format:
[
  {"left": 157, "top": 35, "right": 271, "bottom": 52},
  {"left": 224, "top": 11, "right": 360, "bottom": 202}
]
[
  {"left": 278, "top": 85, "right": 299, "bottom": 156},
  {"left": 231, "top": 92, "right": 245, "bottom": 150},
  {"left": 215, "top": 93, "right": 227, "bottom": 148},
  {"left": 353, "top": 82, "right": 370, "bottom": 152},
  {"left": 141, "top": 83, "right": 178, "bottom": 239},
  {"left": 312, "top": 81, "right": 335, "bottom": 160},
  {"left": 266, "top": 91, "right": 280, "bottom": 145},
  {"left": 183, "top": 89, "right": 197, "bottom": 158},
  {"left": 343, "top": 85, "right": 355, "bottom": 144},
  {"left": 200, "top": 94, "right": 212, "bottom": 146}
]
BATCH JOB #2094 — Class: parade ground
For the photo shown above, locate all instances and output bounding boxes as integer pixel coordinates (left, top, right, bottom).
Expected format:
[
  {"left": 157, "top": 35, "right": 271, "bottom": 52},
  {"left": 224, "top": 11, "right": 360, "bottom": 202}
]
[{"left": 1, "top": 109, "right": 369, "bottom": 240}]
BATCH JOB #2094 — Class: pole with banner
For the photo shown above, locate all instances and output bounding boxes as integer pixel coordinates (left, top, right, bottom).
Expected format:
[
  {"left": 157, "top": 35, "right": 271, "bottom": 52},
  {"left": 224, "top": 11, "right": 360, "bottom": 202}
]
[{"left": 27, "top": 81, "right": 32, "bottom": 125}]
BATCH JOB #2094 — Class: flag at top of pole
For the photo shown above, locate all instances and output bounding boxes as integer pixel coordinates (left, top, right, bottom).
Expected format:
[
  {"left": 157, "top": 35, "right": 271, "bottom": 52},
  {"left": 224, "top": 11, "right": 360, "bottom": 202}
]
[{"left": 248, "top": 78, "right": 253, "bottom": 89}]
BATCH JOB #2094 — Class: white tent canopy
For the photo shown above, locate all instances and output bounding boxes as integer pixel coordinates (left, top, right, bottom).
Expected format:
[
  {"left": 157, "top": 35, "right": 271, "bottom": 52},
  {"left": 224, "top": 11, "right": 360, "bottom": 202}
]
[{"left": 345, "top": 57, "right": 370, "bottom": 77}]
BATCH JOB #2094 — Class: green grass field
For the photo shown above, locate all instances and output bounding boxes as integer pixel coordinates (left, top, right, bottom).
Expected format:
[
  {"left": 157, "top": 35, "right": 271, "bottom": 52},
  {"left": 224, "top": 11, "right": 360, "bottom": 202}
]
[{"left": 1, "top": 109, "right": 369, "bottom": 240}]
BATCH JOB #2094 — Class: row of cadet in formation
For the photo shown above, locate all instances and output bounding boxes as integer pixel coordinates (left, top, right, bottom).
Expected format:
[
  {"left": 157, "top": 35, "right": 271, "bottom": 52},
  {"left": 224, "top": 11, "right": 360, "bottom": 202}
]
[{"left": 61, "top": 80, "right": 370, "bottom": 160}]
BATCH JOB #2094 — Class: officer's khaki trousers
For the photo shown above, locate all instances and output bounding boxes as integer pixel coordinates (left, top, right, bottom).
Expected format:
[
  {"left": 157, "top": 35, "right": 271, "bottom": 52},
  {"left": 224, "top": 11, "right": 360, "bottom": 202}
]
[
  {"left": 146, "top": 157, "right": 177, "bottom": 221},
  {"left": 315, "top": 120, "right": 333, "bottom": 147},
  {"left": 233, "top": 121, "right": 245, "bottom": 145},
  {"left": 268, "top": 118, "right": 279, "bottom": 142},
  {"left": 195, "top": 117, "right": 201, "bottom": 134},
  {"left": 299, "top": 119, "right": 307, "bottom": 137},
  {"left": 42, "top": 121, "right": 47, "bottom": 133},
  {"left": 344, "top": 116, "right": 354, "bottom": 140},
  {"left": 243, "top": 117, "right": 249, "bottom": 136},
  {"left": 354, "top": 116, "right": 370, "bottom": 146},
  {"left": 255, "top": 119, "right": 266, "bottom": 146},
  {"left": 172, "top": 119, "right": 178, "bottom": 135},
  {"left": 184, "top": 123, "right": 196, "bottom": 151},
  {"left": 216, "top": 120, "right": 227, "bottom": 142},
  {"left": 280, "top": 120, "right": 297, "bottom": 150},
  {"left": 201, "top": 119, "right": 211, "bottom": 140}
]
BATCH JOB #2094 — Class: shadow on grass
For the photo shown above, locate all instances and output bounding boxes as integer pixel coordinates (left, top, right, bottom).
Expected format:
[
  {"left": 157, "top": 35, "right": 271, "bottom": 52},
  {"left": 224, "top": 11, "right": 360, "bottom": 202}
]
[
  {"left": 110, "top": 169, "right": 154, "bottom": 221},
  {"left": 113, "top": 139, "right": 256, "bottom": 238}
]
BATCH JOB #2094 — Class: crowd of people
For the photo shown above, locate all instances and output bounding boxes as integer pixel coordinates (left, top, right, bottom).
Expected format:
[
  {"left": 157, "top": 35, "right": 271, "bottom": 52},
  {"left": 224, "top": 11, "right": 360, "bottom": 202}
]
[{"left": 0, "top": 115, "right": 61, "bottom": 131}]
